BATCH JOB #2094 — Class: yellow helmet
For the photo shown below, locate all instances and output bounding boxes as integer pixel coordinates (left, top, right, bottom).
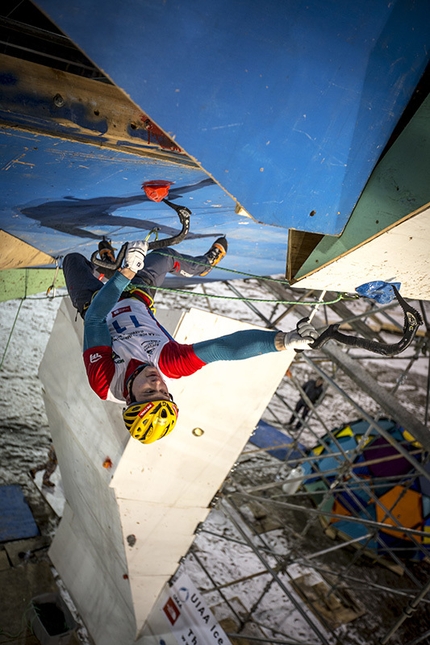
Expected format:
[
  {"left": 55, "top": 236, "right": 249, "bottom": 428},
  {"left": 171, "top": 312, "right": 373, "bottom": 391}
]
[{"left": 123, "top": 399, "right": 179, "bottom": 444}]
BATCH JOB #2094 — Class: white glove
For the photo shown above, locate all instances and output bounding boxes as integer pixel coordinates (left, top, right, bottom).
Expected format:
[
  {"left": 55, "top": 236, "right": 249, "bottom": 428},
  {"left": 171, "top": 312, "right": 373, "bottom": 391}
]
[
  {"left": 283, "top": 317, "right": 319, "bottom": 350},
  {"left": 123, "top": 240, "right": 149, "bottom": 273}
]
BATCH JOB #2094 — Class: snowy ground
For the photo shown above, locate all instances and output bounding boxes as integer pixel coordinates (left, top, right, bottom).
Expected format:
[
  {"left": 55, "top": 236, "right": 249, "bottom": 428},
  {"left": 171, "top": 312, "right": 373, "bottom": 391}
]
[{"left": 1, "top": 279, "right": 429, "bottom": 645}]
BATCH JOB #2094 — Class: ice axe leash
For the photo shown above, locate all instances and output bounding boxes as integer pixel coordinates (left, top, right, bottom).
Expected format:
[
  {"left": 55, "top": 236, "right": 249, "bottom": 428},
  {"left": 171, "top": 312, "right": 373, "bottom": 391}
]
[
  {"left": 308, "top": 286, "right": 423, "bottom": 356},
  {"left": 90, "top": 198, "right": 191, "bottom": 272}
]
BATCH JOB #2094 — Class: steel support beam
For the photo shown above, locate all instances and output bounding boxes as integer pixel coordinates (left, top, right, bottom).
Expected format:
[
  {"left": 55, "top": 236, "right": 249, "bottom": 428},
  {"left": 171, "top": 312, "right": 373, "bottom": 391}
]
[{"left": 321, "top": 341, "right": 429, "bottom": 450}]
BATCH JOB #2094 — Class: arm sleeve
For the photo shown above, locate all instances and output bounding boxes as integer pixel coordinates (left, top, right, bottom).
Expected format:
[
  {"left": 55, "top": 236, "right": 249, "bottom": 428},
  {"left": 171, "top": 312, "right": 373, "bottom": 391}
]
[
  {"left": 83, "top": 345, "right": 115, "bottom": 399},
  {"left": 159, "top": 341, "right": 206, "bottom": 378},
  {"left": 193, "top": 329, "right": 279, "bottom": 363},
  {"left": 159, "top": 330, "right": 278, "bottom": 378},
  {"left": 83, "top": 271, "right": 131, "bottom": 351}
]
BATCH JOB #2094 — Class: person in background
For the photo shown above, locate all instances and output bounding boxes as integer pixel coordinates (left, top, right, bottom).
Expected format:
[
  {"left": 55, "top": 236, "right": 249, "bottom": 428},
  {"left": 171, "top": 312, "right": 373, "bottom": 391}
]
[
  {"left": 288, "top": 377, "right": 324, "bottom": 430},
  {"left": 30, "top": 440, "right": 58, "bottom": 488}
]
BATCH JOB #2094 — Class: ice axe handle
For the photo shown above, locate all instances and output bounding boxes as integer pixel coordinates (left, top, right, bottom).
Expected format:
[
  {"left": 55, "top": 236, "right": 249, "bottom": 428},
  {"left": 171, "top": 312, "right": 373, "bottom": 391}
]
[{"left": 91, "top": 202, "right": 191, "bottom": 271}]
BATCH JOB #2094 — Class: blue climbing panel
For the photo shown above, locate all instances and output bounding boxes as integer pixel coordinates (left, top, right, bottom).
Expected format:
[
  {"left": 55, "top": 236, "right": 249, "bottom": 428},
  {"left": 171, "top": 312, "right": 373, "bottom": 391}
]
[{"left": 34, "top": 0, "right": 430, "bottom": 234}]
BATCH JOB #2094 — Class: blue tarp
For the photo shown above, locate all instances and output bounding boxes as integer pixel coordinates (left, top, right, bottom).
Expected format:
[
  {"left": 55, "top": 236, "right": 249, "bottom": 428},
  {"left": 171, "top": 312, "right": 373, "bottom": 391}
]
[
  {"left": 250, "top": 420, "right": 305, "bottom": 463},
  {"left": 0, "top": 485, "right": 39, "bottom": 542}
]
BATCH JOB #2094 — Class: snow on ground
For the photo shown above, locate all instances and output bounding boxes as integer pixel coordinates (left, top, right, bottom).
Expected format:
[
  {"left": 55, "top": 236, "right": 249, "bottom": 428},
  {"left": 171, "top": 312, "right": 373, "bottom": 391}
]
[
  {"left": 0, "top": 291, "right": 94, "bottom": 644},
  {"left": 0, "top": 294, "right": 64, "bottom": 533},
  {"left": 1, "top": 279, "right": 429, "bottom": 645}
]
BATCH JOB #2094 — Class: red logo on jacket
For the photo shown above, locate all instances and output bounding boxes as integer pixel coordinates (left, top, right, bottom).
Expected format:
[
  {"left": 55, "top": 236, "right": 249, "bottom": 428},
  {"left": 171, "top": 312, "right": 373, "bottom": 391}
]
[{"left": 111, "top": 305, "right": 131, "bottom": 317}]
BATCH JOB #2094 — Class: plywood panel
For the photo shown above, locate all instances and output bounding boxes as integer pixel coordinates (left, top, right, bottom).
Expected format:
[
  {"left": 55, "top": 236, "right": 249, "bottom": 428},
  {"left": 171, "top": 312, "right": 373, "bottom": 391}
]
[
  {"left": 0, "top": 268, "right": 65, "bottom": 301},
  {"left": 292, "top": 204, "right": 430, "bottom": 300},
  {"left": 49, "top": 504, "right": 136, "bottom": 644},
  {"left": 0, "top": 230, "right": 54, "bottom": 269},
  {"left": 40, "top": 298, "right": 292, "bottom": 643}
]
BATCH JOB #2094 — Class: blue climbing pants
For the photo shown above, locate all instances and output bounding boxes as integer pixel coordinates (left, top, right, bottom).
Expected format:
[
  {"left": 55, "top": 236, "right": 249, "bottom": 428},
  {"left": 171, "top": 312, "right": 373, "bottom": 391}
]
[{"left": 63, "top": 247, "right": 211, "bottom": 316}]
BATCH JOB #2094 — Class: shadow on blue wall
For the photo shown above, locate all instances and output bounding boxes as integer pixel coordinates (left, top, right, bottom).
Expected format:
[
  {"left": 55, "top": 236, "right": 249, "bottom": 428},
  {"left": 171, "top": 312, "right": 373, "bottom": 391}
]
[{"left": 19, "top": 178, "right": 217, "bottom": 241}]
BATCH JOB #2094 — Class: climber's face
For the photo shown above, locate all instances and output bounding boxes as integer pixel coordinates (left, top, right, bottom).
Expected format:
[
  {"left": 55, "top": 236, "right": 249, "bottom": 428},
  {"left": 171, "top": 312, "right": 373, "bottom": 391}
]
[{"left": 129, "top": 365, "right": 171, "bottom": 404}]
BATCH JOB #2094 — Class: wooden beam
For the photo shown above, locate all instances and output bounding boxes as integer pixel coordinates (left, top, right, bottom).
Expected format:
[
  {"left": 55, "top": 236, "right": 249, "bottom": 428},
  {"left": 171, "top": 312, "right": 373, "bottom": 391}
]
[
  {"left": 0, "top": 230, "right": 55, "bottom": 270},
  {"left": 0, "top": 53, "right": 193, "bottom": 165}
]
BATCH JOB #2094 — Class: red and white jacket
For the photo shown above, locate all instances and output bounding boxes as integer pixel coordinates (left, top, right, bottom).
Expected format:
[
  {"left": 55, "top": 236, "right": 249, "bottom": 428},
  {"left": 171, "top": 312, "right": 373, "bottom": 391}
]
[{"left": 84, "top": 297, "right": 205, "bottom": 403}]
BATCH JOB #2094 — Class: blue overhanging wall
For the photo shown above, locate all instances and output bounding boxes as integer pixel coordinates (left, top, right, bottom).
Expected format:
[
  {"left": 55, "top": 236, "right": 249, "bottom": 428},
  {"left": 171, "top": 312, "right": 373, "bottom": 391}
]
[{"left": 0, "top": 0, "right": 429, "bottom": 283}]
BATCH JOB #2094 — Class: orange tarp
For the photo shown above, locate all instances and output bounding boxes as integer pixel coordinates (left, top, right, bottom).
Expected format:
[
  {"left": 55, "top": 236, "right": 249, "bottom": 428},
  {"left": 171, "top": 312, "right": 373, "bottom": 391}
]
[{"left": 376, "top": 485, "right": 423, "bottom": 542}]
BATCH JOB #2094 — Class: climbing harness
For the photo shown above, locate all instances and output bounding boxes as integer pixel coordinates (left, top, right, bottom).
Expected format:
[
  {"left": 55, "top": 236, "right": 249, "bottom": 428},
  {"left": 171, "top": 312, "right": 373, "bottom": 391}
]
[
  {"left": 90, "top": 198, "right": 191, "bottom": 272},
  {"left": 121, "top": 284, "right": 156, "bottom": 313},
  {"left": 309, "top": 286, "right": 423, "bottom": 356}
]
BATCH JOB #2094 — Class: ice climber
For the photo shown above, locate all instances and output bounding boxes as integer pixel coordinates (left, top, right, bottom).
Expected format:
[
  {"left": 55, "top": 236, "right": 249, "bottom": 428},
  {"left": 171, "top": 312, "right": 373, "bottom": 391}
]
[{"left": 63, "top": 239, "right": 319, "bottom": 444}]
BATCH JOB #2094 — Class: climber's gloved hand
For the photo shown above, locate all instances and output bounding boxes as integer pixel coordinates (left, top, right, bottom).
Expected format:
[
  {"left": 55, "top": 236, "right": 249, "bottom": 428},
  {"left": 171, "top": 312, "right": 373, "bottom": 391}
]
[
  {"left": 283, "top": 317, "right": 319, "bottom": 350},
  {"left": 123, "top": 240, "right": 149, "bottom": 273}
]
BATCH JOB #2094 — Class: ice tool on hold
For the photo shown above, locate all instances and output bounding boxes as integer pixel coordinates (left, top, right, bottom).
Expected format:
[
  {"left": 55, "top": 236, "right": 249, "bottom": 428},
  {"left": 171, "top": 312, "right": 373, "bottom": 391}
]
[
  {"left": 309, "top": 284, "right": 422, "bottom": 356},
  {"left": 355, "top": 280, "right": 402, "bottom": 304},
  {"left": 91, "top": 180, "right": 191, "bottom": 273}
]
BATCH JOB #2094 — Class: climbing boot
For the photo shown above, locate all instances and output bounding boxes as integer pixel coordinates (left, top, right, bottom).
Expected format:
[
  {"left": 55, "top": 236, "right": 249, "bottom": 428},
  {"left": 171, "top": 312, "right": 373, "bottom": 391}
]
[
  {"left": 97, "top": 239, "right": 117, "bottom": 279},
  {"left": 200, "top": 237, "right": 228, "bottom": 276},
  {"left": 98, "top": 239, "right": 116, "bottom": 263}
]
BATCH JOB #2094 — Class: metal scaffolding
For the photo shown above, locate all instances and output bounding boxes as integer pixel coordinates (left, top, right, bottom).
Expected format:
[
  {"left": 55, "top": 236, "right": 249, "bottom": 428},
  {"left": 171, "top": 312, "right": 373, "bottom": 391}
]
[{"left": 173, "top": 277, "right": 430, "bottom": 645}]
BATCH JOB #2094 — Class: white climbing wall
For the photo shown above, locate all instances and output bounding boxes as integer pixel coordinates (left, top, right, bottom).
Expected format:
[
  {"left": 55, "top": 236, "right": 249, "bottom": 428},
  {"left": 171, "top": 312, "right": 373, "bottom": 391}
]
[
  {"left": 39, "top": 298, "right": 294, "bottom": 644},
  {"left": 294, "top": 203, "right": 430, "bottom": 300}
]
